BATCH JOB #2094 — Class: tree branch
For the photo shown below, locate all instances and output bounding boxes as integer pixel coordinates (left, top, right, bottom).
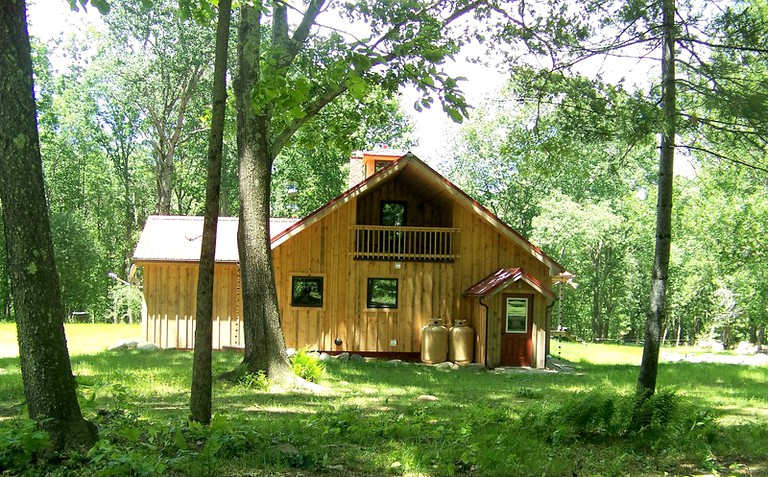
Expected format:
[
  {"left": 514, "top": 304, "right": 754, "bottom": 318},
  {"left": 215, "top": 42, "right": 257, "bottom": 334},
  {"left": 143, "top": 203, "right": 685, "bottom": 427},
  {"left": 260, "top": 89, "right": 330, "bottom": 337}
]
[
  {"left": 271, "top": 85, "right": 348, "bottom": 157},
  {"left": 679, "top": 144, "right": 768, "bottom": 173}
]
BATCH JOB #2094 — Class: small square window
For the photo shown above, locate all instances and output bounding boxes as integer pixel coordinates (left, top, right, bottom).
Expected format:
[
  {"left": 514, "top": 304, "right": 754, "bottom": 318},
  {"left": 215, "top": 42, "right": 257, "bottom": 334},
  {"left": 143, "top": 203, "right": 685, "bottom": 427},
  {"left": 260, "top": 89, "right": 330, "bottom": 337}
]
[
  {"left": 367, "top": 278, "right": 398, "bottom": 309},
  {"left": 291, "top": 276, "right": 323, "bottom": 307},
  {"left": 381, "top": 201, "right": 406, "bottom": 226}
]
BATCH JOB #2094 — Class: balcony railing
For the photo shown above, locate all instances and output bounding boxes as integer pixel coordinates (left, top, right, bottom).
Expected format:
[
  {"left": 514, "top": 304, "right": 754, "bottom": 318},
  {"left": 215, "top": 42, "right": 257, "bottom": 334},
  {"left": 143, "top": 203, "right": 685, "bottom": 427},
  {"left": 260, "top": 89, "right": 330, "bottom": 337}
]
[{"left": 352, "top": 225, "right": 459, "bottom": 261}]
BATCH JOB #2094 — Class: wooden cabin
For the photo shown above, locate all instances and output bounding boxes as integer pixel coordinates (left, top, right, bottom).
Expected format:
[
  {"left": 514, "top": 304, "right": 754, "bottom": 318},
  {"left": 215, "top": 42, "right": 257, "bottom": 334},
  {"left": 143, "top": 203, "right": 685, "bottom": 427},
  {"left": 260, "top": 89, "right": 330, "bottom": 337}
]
[{"left": 133, "top": 151, "right": 566, "bottom": 368}]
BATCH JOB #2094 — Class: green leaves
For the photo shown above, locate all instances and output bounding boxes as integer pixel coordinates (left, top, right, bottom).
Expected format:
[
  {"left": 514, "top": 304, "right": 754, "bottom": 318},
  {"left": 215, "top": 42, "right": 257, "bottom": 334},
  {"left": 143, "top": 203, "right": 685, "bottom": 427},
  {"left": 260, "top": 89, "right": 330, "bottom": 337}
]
[
  {"left": 346, "top": 74, "right": 369, "bottom": 101},
  {"left": 69, "top": 0, "right": 112, "bottom": 15}
]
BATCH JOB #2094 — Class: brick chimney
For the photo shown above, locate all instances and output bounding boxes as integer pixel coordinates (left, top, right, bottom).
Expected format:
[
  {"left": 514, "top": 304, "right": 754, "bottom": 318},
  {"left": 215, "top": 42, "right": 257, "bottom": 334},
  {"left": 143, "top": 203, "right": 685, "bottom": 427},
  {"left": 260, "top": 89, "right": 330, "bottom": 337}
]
[
  {"left": 348, "top": 151, "right": 365, "bottom": 189},
  {"left": 348, "top": 147, "right": 406, "bottom": 188}
]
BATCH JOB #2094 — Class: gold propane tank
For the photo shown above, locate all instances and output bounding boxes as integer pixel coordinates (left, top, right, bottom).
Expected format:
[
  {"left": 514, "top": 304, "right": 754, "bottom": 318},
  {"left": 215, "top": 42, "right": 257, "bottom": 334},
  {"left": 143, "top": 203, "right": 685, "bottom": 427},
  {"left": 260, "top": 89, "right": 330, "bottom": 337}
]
[
  {"left": 449, "top": 320, "right": 474, "bottom": 364},
  {"left": 421, "top": 319, "right": 449, "bottom": 364}
]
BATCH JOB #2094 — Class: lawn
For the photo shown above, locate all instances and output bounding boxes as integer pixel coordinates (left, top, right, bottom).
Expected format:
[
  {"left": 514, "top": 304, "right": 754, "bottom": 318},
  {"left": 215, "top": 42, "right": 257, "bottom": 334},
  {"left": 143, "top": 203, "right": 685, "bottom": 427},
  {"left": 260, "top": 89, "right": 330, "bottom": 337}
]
[{"left": 0, "top": 325, "right": 766, "bottom": 476}]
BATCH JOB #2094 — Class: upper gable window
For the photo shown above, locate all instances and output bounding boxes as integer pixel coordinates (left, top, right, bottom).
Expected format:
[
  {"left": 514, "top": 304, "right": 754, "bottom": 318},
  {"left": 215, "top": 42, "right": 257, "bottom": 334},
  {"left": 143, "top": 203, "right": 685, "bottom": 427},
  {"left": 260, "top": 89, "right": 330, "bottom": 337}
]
[
  {"left": 381, "top": 201, "right": 406, "bottom": 227},
  {"left": 374, "top": 160, "right": 391, "bottom": 173}
]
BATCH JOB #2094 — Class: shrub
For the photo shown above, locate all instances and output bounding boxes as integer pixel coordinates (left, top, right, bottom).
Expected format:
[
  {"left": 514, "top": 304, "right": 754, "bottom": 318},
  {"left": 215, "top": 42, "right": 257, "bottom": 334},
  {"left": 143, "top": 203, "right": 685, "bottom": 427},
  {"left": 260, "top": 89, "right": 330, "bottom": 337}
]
[
  {"left": 290, "top": 348, "right": 325, "bottom": 383},
  {"left": 522, "top": 388, "right": 717, "bottom": 447},
  {"left": 237, "top": 370, "right": 270, "bottom": 390},
  {"left": 0, "top": 419, "right": 51, "bottom": 472}
]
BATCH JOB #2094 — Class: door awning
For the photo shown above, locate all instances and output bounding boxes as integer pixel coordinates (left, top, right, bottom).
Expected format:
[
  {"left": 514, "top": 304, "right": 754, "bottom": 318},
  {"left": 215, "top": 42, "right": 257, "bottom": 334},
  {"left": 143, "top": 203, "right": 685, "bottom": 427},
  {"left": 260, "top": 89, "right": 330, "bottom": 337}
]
[{"left": 464, "top": 268, "right": 556, "bottom": 300}]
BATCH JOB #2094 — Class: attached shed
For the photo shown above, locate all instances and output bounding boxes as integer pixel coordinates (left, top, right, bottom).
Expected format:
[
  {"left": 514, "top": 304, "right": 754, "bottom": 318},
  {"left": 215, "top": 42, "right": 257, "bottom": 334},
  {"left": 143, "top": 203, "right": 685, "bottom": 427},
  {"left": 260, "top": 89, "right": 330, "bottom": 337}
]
[
  {"left": 133, "top": 216, "right": 297, "bottom": 349},
  {"left": 133, "top": 151, "right": 566, "bottom": 368}
]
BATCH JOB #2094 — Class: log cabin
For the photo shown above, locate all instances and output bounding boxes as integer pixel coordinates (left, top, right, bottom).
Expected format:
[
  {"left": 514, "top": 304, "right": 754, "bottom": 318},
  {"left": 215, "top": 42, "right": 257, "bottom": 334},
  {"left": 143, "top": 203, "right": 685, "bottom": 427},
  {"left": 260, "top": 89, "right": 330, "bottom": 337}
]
[{"left": 132, "top": 150, "right": 566, "bottom": 368}]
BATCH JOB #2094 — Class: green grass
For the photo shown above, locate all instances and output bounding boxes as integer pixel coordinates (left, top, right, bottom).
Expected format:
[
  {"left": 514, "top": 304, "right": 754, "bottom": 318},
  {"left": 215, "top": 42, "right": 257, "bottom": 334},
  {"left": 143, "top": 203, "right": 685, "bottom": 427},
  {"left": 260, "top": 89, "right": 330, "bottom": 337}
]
[
  {"left": 0, "top": 327, "right": 766, "bottom": 476},
  {"left": 0, "top": 322, "right": 142, "bottom": 357}
]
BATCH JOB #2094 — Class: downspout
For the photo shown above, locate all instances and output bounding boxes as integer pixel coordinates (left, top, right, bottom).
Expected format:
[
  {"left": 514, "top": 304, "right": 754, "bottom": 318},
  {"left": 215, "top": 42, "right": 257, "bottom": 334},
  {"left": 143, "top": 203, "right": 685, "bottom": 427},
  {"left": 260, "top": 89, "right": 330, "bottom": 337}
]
[
  {"left": 479, "top": 297, "right": 491, "bottom": 369},
  {"left": 545, "top": 300, "right": 556, "bottom": 366}
]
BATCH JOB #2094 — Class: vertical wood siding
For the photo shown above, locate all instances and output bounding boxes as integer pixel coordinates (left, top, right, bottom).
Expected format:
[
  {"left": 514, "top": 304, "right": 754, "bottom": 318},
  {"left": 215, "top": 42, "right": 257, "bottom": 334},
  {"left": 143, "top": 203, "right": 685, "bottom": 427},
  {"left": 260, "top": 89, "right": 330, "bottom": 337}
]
[
  {"left": 141, "top": 262, "right": 240, "bottom": 349},
  {"left": 139, "top": 174, "right": 553, "bottom": 367}
]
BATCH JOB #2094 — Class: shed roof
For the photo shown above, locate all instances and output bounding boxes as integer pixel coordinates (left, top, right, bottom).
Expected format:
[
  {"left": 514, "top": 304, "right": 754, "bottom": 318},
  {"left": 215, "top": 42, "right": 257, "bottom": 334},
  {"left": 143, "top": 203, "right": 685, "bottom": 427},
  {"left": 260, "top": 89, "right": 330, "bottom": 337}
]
[
  {"left": 464, "top": 268, "right": 556, "bottom": 300},
  {"left": 133, "top": 216, "right": 299, "bottom": 263}
]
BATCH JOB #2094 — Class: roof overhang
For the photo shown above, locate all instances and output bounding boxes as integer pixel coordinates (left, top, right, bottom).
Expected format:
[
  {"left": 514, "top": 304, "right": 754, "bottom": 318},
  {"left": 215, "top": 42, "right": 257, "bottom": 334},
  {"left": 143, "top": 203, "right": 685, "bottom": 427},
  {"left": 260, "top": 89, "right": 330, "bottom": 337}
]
[{"left": 271, "top": 154, "right": 565, "bottom": 276}]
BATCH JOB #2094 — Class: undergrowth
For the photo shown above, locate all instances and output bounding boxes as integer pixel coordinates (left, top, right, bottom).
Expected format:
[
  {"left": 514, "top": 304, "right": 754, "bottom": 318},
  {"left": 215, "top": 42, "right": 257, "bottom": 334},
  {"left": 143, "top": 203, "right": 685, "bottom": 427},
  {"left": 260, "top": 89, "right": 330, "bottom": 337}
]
[{"left": 0, "top": 347, "right": 765, "bottom": 476}]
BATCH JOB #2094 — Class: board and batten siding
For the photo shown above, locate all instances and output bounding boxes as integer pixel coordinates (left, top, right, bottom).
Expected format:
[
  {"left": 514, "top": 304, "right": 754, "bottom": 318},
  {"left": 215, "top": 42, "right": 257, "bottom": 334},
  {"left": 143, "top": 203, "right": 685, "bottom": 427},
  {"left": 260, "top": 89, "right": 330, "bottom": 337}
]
[
  {"left": 273, "top": 192, "right": 552, "bottom": 364},
  {"left": 140, "top": 262, "right": 242, "bottom": 349}
]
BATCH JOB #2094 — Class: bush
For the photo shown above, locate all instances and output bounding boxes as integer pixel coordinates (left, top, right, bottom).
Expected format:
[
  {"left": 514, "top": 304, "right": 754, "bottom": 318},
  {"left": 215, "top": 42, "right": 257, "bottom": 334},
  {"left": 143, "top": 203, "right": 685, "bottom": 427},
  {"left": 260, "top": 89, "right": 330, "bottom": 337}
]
[
  {"left": 0, "top": 419, "right": 51, "bottom": 473},
  {"left": 237, "top": 370, "right": 270, "bottom": 390},
  {"left": 522, "top": 388, "right": 717, "bottom": 447},
  {"left": 290, "top": 348, "right": 325, "bottom": 383}
]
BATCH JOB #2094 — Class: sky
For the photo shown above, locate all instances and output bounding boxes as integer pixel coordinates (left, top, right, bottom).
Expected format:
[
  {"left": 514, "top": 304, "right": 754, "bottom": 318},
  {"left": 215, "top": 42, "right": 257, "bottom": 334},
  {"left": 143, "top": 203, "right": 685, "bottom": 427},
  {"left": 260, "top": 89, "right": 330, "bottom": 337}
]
[
  {"left": 25, "top": 1, "right": 693, "bottom": 176},
  {"left": 24, "top": 1, "right": 508, "bottom": 168}
]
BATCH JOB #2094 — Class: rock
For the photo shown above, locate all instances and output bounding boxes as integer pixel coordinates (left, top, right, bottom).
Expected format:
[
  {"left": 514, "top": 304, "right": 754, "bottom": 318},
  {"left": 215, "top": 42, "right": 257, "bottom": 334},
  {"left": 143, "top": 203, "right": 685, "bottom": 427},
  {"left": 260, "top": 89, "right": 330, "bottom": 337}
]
[
  {"left": 285, "top": 348, "right": 296, "bottom": 357},
  {"left": 697, "top": 339, "right": 725, "bottom": 351},
  {"left": 136, "top": 342, "right": 159, "bottom": 352},
  {"left": 465, "top": 363, "right": 485, "bottom": 370},
  {"left": 335, "top": 352, "right": 350, "bottom": 360},
  {"left": 387, "top": 359, "right": 404, "bottom": 365},
  {"left": 318, "top": 352, "right": 331, "bottom": 361},
  {"left": 307, "top": 351, "right": 321, "bottom": 359},
  {"left": 350, "top": 354, "right": 365, "bottom": 362},
  {"left": 735, "top": 341, "right": 757, "bottom": 355},
  {"left": 417, "top": 394, "right": 438, "bottom": 401},
  {"left": 435, "top": 361, "right": 453, "bottom": 370},
  {"left": 276, "top": 442, "right": 303, "bottom": 466},
  {"left": 277, "top": 443, "right": 300, "bottom": 456},
  {"left": 108, "top": 339, "right": 140, "bottom": 351}
]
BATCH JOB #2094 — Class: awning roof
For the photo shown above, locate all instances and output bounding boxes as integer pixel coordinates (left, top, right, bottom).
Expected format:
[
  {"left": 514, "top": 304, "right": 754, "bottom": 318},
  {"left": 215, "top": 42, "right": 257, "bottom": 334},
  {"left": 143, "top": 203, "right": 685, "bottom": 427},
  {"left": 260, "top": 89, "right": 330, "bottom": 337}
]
[
  {"left": 464, "top": 268, "right": 556, "bottom": 300},
  {"left": 133, "top": 216, "right": 299, "bottom": 263}
]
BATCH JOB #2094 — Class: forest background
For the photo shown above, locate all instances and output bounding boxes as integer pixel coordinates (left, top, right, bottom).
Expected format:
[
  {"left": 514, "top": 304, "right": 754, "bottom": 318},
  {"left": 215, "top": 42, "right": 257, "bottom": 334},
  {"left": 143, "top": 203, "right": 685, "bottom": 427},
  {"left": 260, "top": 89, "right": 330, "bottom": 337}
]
[{"left": 1, "top": 0, "right": 766, "bottom": 352}]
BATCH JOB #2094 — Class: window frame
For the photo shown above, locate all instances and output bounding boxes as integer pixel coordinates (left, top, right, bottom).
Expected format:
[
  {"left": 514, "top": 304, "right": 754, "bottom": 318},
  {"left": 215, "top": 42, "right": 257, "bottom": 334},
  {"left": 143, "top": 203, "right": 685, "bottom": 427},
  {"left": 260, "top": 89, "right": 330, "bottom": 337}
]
[
  {"left": 366, "top": 277, "right": 399, "bottom": 309},
  {"left": 290, "top": 276, "right": 324, "bottom": 308},
  {"left": 380, "top": 200, "right": 407, "bottom": 227},
  {"left": 504, "top": 297, "right": 528, "bottom": 333}
]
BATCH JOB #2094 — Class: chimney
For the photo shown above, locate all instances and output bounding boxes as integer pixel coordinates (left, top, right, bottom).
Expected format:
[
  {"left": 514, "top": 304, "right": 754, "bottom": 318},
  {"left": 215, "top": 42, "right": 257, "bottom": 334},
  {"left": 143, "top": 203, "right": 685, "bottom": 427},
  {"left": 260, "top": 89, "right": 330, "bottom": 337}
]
[{"left": 348, "top": 151, "right": 365, "bottom": 189}]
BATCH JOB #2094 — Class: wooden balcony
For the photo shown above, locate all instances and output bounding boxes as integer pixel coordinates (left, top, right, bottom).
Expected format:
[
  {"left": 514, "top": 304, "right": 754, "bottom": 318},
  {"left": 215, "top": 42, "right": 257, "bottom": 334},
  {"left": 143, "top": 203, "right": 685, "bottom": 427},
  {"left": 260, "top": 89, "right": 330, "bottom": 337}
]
[{"left": 352, "top": 225, "right": 459, "bottom": 261}]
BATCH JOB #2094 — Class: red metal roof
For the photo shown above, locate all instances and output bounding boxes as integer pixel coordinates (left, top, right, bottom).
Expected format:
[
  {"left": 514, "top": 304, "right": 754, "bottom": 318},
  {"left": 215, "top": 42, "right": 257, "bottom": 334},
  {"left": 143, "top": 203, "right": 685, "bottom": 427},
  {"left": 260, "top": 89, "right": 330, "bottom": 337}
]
[{"left": 464, "top": 268, "right": 556, "bottom": 300}]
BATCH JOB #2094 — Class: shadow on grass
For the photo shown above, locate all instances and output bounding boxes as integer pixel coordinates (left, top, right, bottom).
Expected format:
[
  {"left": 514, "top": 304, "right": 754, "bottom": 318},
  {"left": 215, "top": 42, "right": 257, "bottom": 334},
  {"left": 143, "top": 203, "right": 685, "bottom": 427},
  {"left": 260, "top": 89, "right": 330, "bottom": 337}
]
[{"left": 1, "top": 349, "right": 767, "bottom": 476}]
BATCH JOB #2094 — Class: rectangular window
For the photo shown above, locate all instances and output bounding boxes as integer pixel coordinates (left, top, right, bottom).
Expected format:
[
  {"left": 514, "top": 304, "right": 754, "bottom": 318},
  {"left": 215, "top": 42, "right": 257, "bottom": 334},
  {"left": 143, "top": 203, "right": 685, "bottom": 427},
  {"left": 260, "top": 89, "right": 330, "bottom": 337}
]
[
  {"left": 367, "top": 278, "right": 398, "bottom": 309},
  {"left": 381, "top": 201, "right": 406, "bottom": 226},
  {"left": 505, "top": 297, "right": 528, "bottom": 333},
  {"left": 374, "top": 160, "right": 391, "bottom": 173},
  {"left": 291, "top": 276, "right": 323, "bottom": 307}
]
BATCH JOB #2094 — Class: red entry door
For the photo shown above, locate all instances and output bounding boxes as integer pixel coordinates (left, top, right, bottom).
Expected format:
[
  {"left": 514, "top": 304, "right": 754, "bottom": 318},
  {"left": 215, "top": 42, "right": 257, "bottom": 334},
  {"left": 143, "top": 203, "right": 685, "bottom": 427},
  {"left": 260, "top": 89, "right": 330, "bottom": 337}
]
[{"left": 499, "top": 294, "right": 533, "bottom": 367}]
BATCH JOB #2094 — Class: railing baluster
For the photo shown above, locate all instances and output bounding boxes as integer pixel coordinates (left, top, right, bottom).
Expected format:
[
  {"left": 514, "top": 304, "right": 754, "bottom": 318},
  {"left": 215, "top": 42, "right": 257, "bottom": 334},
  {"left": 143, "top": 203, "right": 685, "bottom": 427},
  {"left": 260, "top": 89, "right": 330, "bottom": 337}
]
[{"left": 351, "top": 225, "right": 456, "bottom": 261}]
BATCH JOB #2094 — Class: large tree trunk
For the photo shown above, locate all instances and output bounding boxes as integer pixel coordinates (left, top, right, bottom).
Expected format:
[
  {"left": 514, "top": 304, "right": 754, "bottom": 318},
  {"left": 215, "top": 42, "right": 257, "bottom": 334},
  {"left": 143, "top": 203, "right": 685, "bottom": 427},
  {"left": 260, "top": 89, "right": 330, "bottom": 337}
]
[
  {"left": 234, "top": 2, "right": 292, "bottom": 382},
  {"left": 190, "top": 0, "right": 232, "bottom": 425},
  {"left": 635, "top": 0, "right": 676, "bottom": 407},
  {"left": 0, "top": 0, "right": 97, "bottom": 450}
]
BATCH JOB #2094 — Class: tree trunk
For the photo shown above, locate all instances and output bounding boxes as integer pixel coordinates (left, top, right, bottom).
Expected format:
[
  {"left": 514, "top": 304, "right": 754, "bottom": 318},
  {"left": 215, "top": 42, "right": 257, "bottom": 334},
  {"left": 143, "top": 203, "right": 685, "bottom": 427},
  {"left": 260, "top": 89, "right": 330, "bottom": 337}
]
[
  {"left": 0, "top": 0, "right": 97, "bottom": 450},
  {"left": 190, "top": 0, "right": 232, "bottom": 425},
  {"left": 635, "top": 0, "right": 676, "bottom": 408},
  {"left": 155, "top": 147, "right": 174, "bottom": 215},
  {"left": 121, "top": 151, "right": 135, "bottom": 277},
  {"left": 233, "top": 2, "right": 292, "bottom": 382}
]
